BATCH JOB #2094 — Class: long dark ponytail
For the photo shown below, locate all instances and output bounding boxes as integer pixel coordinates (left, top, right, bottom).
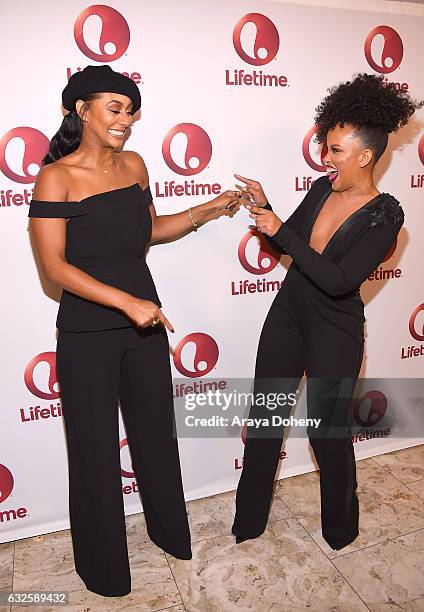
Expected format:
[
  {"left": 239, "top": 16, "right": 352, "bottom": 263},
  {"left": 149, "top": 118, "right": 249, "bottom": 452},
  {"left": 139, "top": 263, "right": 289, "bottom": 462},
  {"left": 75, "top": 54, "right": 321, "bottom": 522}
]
[{"left": 42, "top": 93, "right": 100, "bottom": 166}]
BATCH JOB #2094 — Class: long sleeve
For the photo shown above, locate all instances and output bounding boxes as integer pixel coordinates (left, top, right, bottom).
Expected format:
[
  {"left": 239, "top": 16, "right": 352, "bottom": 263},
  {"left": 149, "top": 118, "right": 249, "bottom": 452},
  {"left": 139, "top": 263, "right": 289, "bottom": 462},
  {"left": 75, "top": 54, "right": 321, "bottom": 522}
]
[
  {"left": 262, "top": 202, "right": 300, "bottom": 255},
  {"left": 269, "top": 216, "right": 403, "bottom": 296}
]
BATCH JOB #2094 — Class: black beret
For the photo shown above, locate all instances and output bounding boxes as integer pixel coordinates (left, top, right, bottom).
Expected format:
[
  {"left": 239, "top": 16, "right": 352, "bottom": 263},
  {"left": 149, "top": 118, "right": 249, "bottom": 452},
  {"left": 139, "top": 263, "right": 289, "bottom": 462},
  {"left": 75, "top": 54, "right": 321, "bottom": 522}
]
[{"left": 62, "top": 65, "right": 141, "bottom": 114}]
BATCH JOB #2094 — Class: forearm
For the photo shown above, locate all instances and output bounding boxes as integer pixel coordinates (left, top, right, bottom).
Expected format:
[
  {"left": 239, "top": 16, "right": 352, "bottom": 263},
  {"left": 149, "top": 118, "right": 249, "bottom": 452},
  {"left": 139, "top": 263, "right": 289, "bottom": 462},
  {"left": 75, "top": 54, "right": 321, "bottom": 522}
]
[
  {"left": 269, "top": 221, "right": 400, "bottom": 296},
  {"left": 46, "top": 260, "right": 133, "bottom": 312},
  {"left": 261, "top": 202, "right": 287, "bottom": 254},
  {"left": 150, "top": 200, "right": 220, "bottom": 243},
  {"left": 270, "top": 224, "right": 347, "bottom": 292}
]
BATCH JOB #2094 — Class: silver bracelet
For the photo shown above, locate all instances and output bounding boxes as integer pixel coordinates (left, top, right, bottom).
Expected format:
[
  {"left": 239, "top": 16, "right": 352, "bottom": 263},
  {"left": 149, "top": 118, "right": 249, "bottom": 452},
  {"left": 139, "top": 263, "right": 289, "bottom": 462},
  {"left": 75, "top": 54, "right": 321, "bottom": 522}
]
[{"left": 188, "top": 207, "right": 198, "bottom": 229}]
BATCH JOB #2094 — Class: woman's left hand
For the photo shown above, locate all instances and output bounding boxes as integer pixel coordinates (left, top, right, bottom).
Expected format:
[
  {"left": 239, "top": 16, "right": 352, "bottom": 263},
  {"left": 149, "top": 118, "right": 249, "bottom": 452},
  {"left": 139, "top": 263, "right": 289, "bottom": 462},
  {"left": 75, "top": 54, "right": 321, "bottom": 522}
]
[{"left": 245, "top": 203, "right": 282, "bottom": 237}]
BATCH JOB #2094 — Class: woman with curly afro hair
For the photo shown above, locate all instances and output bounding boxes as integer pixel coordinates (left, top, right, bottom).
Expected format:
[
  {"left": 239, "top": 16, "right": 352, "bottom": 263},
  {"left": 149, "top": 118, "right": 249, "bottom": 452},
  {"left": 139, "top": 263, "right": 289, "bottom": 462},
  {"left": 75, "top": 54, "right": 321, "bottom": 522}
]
[{"left": 232, "top": 73, "right": 422, "bottom": 551}]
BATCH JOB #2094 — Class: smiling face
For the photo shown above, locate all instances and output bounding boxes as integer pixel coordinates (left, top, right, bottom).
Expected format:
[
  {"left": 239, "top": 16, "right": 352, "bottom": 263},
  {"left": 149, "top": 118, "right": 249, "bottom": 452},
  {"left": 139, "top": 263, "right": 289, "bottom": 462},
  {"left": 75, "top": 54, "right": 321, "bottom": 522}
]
[
  {"left": 77, "top": 92, "right": 134, "bottom": 149},
  {"left": 323, "top": 123, "right": 374, "bottom": 191}
]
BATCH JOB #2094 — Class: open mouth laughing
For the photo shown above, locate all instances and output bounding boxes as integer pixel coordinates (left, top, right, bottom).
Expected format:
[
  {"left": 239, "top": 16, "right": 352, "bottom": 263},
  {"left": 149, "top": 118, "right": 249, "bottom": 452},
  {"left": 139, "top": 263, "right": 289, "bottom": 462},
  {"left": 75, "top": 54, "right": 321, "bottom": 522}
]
[
  {"left": 108, "top": 129, "right": 126, "bottom": 138},
  {"left": 326, "top": 165, "right": 339, "bottom": 183}
]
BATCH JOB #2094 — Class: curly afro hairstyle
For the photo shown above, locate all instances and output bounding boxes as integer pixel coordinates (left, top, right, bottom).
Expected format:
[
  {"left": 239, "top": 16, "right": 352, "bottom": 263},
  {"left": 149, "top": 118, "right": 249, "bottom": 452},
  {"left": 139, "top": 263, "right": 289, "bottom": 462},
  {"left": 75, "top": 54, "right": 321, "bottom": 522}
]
[{"left": 314, "top": 73, "right": 423, "bottom": 164}]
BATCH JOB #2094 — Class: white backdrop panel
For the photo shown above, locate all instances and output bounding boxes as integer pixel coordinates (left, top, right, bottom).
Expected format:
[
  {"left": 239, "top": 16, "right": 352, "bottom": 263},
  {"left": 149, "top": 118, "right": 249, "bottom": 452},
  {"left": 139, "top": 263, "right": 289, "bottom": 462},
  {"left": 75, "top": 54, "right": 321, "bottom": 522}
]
[{"left": 1, "top": 0, "right": 423, "bottom": 542}]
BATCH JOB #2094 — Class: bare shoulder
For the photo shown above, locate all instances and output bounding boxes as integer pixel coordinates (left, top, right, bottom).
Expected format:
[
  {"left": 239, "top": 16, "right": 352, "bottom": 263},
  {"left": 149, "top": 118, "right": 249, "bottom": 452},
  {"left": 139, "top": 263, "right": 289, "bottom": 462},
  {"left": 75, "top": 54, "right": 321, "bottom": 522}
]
[
  {"left": 120, "top": 150, "right": 149, "bottom": 186},
  {"left": 33, "top": 162, "right": 69, "bottom": 201}
]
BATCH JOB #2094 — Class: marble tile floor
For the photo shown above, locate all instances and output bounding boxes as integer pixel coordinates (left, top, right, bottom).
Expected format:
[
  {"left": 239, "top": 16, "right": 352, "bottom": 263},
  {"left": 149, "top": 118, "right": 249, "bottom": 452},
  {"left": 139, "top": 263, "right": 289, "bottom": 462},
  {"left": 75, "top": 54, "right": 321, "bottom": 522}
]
[{"left": 1, "top": 444, "right": 423, "bottom": 612}]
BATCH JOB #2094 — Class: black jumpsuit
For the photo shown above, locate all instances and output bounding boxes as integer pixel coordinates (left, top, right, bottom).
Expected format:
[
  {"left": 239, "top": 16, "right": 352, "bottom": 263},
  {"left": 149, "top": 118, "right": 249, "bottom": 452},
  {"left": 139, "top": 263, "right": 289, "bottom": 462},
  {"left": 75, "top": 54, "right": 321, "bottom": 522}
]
[
  {"left": 28, "top": 183, "right": 192, "bottom": 597},
  {"left": 232, "top": 176, "right": 404, "bottom": 550}
]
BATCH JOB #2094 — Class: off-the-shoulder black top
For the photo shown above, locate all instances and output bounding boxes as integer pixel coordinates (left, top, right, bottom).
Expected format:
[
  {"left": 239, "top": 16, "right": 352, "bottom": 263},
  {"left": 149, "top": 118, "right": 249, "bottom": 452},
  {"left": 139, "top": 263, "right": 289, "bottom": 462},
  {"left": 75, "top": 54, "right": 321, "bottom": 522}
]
[{"left": 28, "top": 183, "right": 161, "bottom": 332}]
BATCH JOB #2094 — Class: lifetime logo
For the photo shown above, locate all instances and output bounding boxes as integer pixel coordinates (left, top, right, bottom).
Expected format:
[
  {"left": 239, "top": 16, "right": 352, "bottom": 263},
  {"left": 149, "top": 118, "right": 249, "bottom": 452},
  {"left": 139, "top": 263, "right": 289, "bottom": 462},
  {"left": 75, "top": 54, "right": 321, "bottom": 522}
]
[
  {"left": 352, "top": 390, "right": 391, "bottom": 444},
  {"left": 155, "top": 124, "right": 221, "bottom": 198},
  {"left": 401, "top": 304, "right": 424, "bottom": 360},
  {"left": 364, "top": 25, "right": 403, "bottom": 74},
  {"left": 119, "top": 438, "right": 139, "bottom": 495},
  {"left": 232, "top": 229, "right": 283, "bottom": 296},
  {"left": 173, "top": 333, "right": 219, "bottom": 378},
  {"left": 119, "top": 438, "right": 134, "bottom": 479},
  {"left": 0, "top": 127, "right": 49, "bottom": 190},
  {"left": 24, "top": 352, "right": 60, "bottom": 400},
  {"left": 226, "top": 13, "right": 288, "bottom": 88},
  {"left": 411, "top": 134, "right": 424, "bottom": 189},
  {"left": 302, "top": 127, "right": 327, "bottom": 173},
  {"left": 162, "top": 123, "right": 212, "bottom": 177},
  {"left": 233, "top": 13, "right": 280, "bottom": 66},
  {"left": 295, "top": 127, "right": 328, "bottom": 192},
  {"left": 238, "top": 229, "right": 280, "bottom": 275},
  {"left": 409, "top": 304, "right": 424, "bottom": 343},
  {"left": 419, "top": 134, "right": 424, "bottom": 167},
  {"left": 0, "top": 464, "right": 28, "bottom": 523},
  {"left": 74, "top": 4, "right": 130, "bottom": 62},
  {"left": 353, "top": 390, "right": 387, "bottom": 427},
  {"left": 0, "top": 464, "right": 14, "bottom": 504}
]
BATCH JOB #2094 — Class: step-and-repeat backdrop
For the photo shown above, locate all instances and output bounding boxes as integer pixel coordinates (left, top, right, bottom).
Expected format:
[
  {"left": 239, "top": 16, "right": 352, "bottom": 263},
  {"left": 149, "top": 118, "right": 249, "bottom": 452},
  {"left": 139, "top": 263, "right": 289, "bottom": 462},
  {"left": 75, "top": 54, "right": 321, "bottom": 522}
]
[{"left": 1, "top": 0, "right": 423, "bottom": 542}]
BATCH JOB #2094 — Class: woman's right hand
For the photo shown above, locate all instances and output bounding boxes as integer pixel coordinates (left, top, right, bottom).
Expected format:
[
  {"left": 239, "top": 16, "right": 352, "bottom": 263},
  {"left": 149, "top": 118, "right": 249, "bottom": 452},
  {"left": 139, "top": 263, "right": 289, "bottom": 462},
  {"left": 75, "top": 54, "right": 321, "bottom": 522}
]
[
  {"left": 210, "top": 190, "right": 240, "bottom": 212},
  {"left": 234, "top": 173, "right": 268, "bottom": 207},
  {"left": 121, "top": 297, "right": 174, "bottom": 332}
]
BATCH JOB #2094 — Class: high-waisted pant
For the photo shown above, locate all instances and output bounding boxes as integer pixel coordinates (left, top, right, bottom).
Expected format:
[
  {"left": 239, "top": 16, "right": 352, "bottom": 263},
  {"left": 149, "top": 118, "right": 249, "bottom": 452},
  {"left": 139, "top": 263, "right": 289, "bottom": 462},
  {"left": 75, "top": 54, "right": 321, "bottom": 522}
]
[
  {"left": 232, "top": 297, "right": 364, "bottom": 550},
  {"left": 56, "top": 325, "right": 192, "bottom": 597}
]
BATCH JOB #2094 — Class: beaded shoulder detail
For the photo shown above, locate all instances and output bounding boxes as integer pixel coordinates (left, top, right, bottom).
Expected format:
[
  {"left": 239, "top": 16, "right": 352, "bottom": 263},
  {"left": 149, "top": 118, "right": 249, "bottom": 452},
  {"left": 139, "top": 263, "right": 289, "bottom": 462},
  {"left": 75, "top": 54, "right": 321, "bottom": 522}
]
[{"left": 369, "top": 194, "right": 404, "bottom": 228}]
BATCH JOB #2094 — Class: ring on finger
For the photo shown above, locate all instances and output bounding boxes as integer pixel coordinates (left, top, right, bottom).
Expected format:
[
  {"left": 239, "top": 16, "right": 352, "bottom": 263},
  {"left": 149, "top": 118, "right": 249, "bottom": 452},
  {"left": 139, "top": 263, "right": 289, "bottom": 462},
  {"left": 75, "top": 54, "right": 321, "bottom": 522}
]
[{"left": 152, "top": 317, "right": 160, "bottom": 326}]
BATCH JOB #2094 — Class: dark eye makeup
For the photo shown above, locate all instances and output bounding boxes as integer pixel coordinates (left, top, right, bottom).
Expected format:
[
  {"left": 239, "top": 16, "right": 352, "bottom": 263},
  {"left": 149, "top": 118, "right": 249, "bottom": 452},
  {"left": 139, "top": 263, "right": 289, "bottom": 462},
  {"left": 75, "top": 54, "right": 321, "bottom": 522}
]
[{"left": 109, "top": 109, "right": 133, "bottom": 115}]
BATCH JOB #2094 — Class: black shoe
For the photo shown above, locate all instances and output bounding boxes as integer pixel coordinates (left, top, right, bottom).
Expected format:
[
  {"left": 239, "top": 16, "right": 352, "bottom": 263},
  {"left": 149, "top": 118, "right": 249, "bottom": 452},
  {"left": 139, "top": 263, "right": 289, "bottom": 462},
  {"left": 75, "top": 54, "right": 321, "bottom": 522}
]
[
  {"left": 326, "top": 530, "right": 359, "bottom": 551},
  {"left": 232, "top": 525, "right": 253, "bottom": 544}
]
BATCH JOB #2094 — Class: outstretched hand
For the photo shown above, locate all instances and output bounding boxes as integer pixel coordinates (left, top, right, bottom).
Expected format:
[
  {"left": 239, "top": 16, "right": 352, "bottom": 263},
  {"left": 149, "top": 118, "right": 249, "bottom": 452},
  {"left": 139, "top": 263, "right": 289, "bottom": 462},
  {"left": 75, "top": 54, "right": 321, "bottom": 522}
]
[
  {"left": 245, "top": 203, "right": 282, "bottom": 237},
  {"left": 212, "top": 190, "right": 240, "bottom": 212},
  {"left": 234, "top": 173, "right": 267, "bottom": 207}
]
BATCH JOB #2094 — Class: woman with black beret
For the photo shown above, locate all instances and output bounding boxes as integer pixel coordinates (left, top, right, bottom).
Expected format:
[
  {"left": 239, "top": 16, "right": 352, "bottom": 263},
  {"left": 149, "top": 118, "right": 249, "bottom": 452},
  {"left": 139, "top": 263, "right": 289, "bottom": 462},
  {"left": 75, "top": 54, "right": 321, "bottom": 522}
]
[
  {"left": 232, "top": 74, "right": 422, "bottom": 550},
  {"left": 28, "top": 65, "right": 239, "bottom": 597}
]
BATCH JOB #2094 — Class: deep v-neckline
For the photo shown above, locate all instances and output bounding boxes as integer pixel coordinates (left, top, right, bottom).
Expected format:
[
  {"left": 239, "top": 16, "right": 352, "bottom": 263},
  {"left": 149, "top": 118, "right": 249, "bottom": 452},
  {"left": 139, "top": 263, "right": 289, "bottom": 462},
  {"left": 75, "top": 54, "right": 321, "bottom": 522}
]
[{"left": 307, "top": 185, "right": 382, "bottom": 256}]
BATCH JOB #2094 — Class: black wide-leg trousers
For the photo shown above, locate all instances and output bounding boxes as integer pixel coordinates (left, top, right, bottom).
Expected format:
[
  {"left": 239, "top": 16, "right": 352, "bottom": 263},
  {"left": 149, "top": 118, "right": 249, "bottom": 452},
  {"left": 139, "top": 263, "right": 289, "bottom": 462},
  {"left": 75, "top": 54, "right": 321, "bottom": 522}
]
[
  {"left": 56, "top": 325, "right": 191, "bottom": 597},
  {"left": 233, "top": 297, "right": 363, "bottom": 550}
]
